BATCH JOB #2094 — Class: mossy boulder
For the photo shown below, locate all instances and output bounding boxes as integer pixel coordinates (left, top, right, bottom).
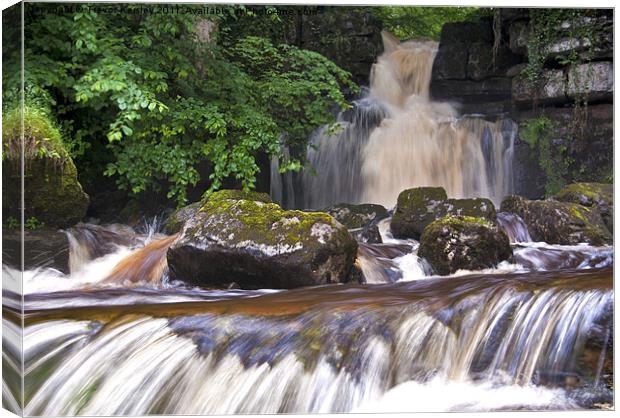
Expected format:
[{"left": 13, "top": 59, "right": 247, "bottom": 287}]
[
  {"left": 418, "top": 215, "right": 512, "bottom": 275},
  {"left": 165, "top": 191, "right": 273, "bottom": 234},
  {"left": 167, "top": 190, "right": 358, "bottom": 289},
  {"left": 324, "top": 203, "right": 389, "bottom": 229},
  {"left": 164, "top": 202, "right": 202, "bottom": 234},
  {"left": 390, "top": 187, "right": 496, "bottom": 240},
  {"left": 554, "top": 183, "right": 613, "bottom": 233},
  {"left": 2, "top": 106, "right": 89, "bottom": 228},
  {"left": 501, "top": 195, "right": 612, "bottom": 245}
]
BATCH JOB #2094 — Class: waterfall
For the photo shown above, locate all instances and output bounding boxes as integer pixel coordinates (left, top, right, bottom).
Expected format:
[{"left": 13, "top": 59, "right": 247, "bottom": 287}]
[
  {"left": 13, "top": 268, "right": 612, "bottom": 415},
  {"left": 271, "top": 32, "right": 516, "bottom": 209}
]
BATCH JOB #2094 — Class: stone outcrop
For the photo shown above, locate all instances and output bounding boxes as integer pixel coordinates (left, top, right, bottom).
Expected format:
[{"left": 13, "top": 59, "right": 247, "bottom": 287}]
[
  {"left": 500, "top": 195, "right": 611, "bottom": 245},
  {"left": 418, "top": 215, "right": 512, "bottom": 275},
  {"left": 167, "top": 190, "right": 358, "bottom": 289},
  {"left": 554, "top": 182, "right": 613, "bottom": 232}
]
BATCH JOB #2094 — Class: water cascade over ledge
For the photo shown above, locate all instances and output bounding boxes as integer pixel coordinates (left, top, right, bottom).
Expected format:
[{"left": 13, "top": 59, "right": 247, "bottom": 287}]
[{"left": 271, "top": 32, "right": 516, "bottom": 209}]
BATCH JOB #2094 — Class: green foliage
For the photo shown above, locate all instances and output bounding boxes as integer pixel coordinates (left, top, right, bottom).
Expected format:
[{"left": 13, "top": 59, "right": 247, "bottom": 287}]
[
  {"left": 7, "top": 4, "right": 355, "bottom": 207},
  {"left": 25, "top": 216, "right": 44, "bottom": 230},
  {"left": 370, "top": 6, "right": 482, "bottom": 40},
  {"left": 520, "top": 117, "right": 571, "bottom": 196},
  {"left": 4, "top": 216, "right": 19, "bottom": 230}
]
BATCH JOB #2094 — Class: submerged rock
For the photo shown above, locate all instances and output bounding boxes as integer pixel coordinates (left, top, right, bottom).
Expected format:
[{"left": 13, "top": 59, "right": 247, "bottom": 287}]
[
  {"left": 418, "top": 215, "right": 512, "bottom": 276},
  {"left": 501, "top": 195, "right": 612, "bottom": 245},
  {"left": 391, "top": 187, "right": 496, "bottom": 240},
  {"left": 167, "top": 190, "right": 358, "bottom": 289},
  {"left": 554, "top": 182, "right": 613, "bottom": 233}
]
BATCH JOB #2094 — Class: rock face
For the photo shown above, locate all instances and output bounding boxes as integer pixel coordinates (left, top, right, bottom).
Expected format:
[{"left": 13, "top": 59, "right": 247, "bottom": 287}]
[
  {"left": 500, "top": 195, "right": 611, "bottom": 245},
  {"left": 3, "top": 158, "right": 89, "bottom": 228},
  {"left": 430, "top": 9, "right": 613, "bottom": 199},
  {"left": 554, "top": 182, "right": 613, "bottom": 232},
  {"left": 167, "top": 190, "right": 358, "bottom": 289},
  {"left": 391, "top": 187, "right": 496, "bottom": 240},
  {"left": 297, "top": 8, "right": 383, "bottom": 86},
  {"left": 418, "top": 215, "right": 512, "bottom": 276}
]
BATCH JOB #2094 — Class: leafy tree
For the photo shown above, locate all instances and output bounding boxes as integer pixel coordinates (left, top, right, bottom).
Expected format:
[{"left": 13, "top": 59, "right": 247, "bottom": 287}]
[{"left": 5, "top": 3, "right": 355, "bottom": 206}]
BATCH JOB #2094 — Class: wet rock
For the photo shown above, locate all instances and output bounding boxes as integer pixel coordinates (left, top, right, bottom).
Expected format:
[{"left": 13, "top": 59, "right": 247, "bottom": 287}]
[
  {"left": 554, "top": 182, "right": 613, "bottom": 232},
  {"left": 466, "top": 43, "right": 522, "bottom": 81},
  {"left": 324, "top": 203, "right": 388, "bottom": 229},
  {"left": 167, "top": 190, "right": 358, "bottom": 289},
  {"left": 3, "top": 157, "right": 89, "bottom": 228},
  {"left": 2, "top": 228, "right": 70, "bottom": 273},
  {"left": 508, "top": 20, "right": 529, "bottom": 55},
  {"left": 512, "top": 69, "right": 567, "bottom": 106},
  {"left": 432, "top": 43, "right": 468, "bottom": 79},
  {"left": 418, "top": 215, "right": 512, "bottom": 275},
  {"left": 391, "top": 187, "right": 496, "bottom": 240},
  {"left": 500, "top": 195, "right": 611, "bottom": 245},
  {"left": 164, "top": 202, "right": 202, "bottom": 234},
  {"left": 349, "top": 224, "right": 382, "bottom": 244}
]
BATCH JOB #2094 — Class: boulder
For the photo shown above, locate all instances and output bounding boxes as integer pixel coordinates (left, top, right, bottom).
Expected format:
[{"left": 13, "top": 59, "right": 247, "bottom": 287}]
[
  {"left": 391, "top": 187, "right": 496, "bottom": 240},
  {"left": 324, "top": 203, "right": 388, "bottom": 229},
  {"left": 418, "top": 215, "right": 512, "bottom": 275},
  {"left": 2, "top": 107, "right": 89, "bottom": 228},
  {"left": 500, "top": 195, "right": 611, "bottom": 245},
  {"left": 164, "top": 202, "right": 205, "bottom": 235},
  {"left": 167, "top": 190, "right": 358, "bottom": 289},
  {"left": 165, "top": 191, "right": 273, "bottom": 234},
  {"left": 554, "top": 183, "right": 613, "bottom": 232}
]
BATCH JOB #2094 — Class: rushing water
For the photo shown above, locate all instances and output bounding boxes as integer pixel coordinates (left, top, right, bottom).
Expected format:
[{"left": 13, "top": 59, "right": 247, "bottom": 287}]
[
  {"left": 2, "top": 217, "right": 615, "bottom": 415},
  {"left": 271, "top": 33, "right": 515, "bottom": 209}
]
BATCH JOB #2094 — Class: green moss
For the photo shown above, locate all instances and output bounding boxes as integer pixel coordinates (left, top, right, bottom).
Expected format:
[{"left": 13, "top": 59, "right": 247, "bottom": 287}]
[
  {"left": 204, "top": 189, "right": 273, "bottom": 205},
  {"left": 197, "top": 196, "right": 338, "bottom": 248},
  {"left": 2, "top": 105, "right": 68, "bottom": 162}
]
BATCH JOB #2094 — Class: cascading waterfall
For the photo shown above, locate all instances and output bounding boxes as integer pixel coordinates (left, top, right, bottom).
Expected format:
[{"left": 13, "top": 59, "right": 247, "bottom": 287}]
[
  {"left": 10, "top": 268, "right": 613, "bottom": 415},
  {"left": 271, "top": 32, "right": 516, "bottom": 209}
]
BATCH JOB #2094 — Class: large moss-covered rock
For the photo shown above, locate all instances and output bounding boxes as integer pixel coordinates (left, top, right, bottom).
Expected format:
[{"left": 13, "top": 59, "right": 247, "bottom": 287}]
[
  {"left": 501, "top": 195, "right": 611, "bottom": 245},
  {"left": 164, "top": 202, "right": 202, "bottom": 234},
  {"left": 165, "top": 191, "right": 273, "bottom": 234},
  {"left": 418, "top": 215, "right": 512, "bottom": 276},
  {"left": 324, "top": 203, "right": 388, "bottom": 229},
  {"left": 3, "top": 156, "right": 89, "bottom": 228},
  {"left": 2, "top": 106, "right": 89, "bottom": 228},
  {"left": 391, "top": 187, "right": 496, "bottom": 240},
  {"left": 554, "top": 183, "right": 613, "bottom": 233},
  {"left": 167, "top": 190, "right": 358, "bottom": 289}
]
